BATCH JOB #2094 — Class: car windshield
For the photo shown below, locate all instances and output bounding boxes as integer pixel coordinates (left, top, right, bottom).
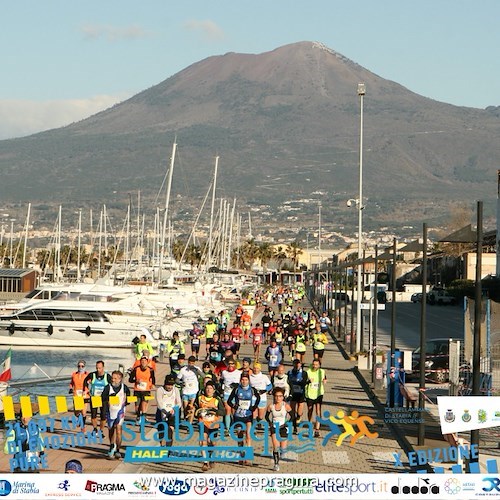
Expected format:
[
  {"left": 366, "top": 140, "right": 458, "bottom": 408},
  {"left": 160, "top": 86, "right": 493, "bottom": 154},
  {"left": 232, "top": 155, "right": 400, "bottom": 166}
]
[{"left": 413, "top": 340, "right": 449, "bottom": 356}]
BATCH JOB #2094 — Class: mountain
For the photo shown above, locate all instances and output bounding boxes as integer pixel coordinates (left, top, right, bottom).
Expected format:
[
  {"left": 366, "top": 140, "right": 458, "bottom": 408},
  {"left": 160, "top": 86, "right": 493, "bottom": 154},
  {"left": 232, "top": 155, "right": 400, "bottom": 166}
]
[{"left": 1, "top": 41, "right": 499, "bottom": 231}]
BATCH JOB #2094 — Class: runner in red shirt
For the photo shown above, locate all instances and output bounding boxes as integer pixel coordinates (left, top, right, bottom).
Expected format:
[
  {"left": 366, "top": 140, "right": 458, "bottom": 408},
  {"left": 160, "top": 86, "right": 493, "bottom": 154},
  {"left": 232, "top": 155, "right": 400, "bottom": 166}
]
[
  {"left": 229, "top": 321, "right": 243, "bottom": 359},
  {"left": 251, "top": 323, "right": 264, "bottom": 362}
]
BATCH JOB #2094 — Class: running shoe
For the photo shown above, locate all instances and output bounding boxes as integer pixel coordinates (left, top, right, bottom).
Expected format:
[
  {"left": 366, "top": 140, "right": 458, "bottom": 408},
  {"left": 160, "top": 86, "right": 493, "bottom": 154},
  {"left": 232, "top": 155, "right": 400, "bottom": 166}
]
[
  {"left": 201, "top": 463, "right": 209, "bottom": 471},
  {"left": 114, "top": 451, "right": 122, "bottom": 460},
  {"left": 273, "top": 463, "right": 280, "bottom": 472},
  {"left": 107, "top": 445, "right": 116, "bottom": 459}
]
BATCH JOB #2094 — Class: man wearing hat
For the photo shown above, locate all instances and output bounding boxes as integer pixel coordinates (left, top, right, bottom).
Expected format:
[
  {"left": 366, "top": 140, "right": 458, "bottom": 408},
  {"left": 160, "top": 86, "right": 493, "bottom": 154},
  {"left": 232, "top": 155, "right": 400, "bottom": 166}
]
[
  {"left": 177, "top": 356, "right": 203, "bottom": 423},
  {"left": 155, "top": 374, "right": 182, "bottom": 447}
]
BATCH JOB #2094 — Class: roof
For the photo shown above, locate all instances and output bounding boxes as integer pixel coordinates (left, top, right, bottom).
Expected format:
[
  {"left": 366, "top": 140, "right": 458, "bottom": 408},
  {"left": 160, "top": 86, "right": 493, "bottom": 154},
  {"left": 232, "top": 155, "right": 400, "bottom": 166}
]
[
  {"left": 438, "top": 224, "right": 477, "bottom": 243},
  {"left": 0, "top": 268, "right": 35, "bottom": 278}
]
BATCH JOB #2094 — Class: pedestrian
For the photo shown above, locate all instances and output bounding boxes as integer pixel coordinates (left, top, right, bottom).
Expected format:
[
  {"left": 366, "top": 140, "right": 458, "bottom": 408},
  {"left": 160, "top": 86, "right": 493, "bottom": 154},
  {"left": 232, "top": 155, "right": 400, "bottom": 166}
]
[
  {"left": 84, "top": 360, "right": 112, "bottom": 435},
  {"left": 129, "top": 356, "right": 155, "bottom": 424},
  {"left": 101, "top": 370, "right": 130, "bottom": 459},
  {"left": 155, "top": 374, "right": 182, "bottom": 447},
  {"left": 69, "top": 359, "right": 88, "bottom": 432},
  {"left": 305, "top": 359, "right": 327, "bottom": 438},
  {"left": 266, "top": 387, "right": 291, "bottom": 471}
]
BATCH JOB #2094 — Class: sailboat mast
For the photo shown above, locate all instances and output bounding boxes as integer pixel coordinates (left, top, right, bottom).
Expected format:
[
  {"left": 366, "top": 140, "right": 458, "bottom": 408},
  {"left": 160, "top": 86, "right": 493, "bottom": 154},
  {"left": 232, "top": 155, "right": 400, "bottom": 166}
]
[
  {"left": 207, "top": 156, "right": 219, "bottom": 271},
  {"left": 22, "top": 202, "right": 31, "bottom": 269},
  {"left": 159, "top": 141, "right": 177, "bottom": 285},
  {"left": 77, "top": 209, "right": 82, "bottom": 282}
]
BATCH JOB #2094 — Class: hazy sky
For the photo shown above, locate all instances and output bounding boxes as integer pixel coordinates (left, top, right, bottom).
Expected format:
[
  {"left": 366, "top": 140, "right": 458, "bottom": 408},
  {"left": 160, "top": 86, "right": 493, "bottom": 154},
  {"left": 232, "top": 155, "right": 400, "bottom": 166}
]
[{"left": 1, "top": 0, "right": 498, "bottom": 140}]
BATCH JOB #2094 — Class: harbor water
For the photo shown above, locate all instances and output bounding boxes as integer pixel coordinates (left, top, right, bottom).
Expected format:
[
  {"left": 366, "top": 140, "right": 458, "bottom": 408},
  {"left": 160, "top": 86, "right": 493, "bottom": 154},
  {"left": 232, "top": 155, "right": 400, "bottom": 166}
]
[{"left": 0, "top": 346, "right": 136, "bottom": 397}]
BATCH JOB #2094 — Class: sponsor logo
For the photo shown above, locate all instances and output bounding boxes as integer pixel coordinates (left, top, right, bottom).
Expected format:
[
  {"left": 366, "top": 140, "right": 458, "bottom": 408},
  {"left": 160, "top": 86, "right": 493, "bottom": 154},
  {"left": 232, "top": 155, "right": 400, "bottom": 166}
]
[
  {"left": 443, "top": 478, "right": 461, "bottom": 495},
  {"left": 158, "top": 479, "right": 190, "bottom": 496},
  {"left": 483, "top": 477, "right": 500, "bottom": 493},
  {"left": 85, "top": 481, "right": 125, "bottom": 495},
  {"left": 444, "top": 409, "right": 455, "bottom": 423},
  {"left": 133, "top": 481, "right": 150, "bottom": 492},
  {"left": 391, "top": 477, "right": 440, "bottom": 495},
  {"left": 0, "top": 481, "right": 11, "bottom": 497},
  {"left": 11, "top": 482, "right": 39, "bottom": 495},
  {"left": 59, "top": 480, "right": 70, "bottom": 492}
]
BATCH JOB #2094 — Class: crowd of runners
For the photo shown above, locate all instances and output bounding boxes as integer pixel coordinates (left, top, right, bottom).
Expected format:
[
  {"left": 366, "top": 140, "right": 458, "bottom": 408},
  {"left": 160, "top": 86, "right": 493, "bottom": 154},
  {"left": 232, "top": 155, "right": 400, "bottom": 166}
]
[{"left": 62, "top": 286, "right": 331, "bottom": 472}]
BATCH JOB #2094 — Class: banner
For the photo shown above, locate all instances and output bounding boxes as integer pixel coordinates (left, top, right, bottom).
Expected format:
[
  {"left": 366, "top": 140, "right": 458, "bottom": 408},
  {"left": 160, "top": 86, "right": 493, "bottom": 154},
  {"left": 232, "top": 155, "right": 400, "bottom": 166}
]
[
  {"left": 0, "top": 473, "right": 499, "bottom": 499},
  {"left": 438, "top": 396, "right": 500, "bottom": 433}
]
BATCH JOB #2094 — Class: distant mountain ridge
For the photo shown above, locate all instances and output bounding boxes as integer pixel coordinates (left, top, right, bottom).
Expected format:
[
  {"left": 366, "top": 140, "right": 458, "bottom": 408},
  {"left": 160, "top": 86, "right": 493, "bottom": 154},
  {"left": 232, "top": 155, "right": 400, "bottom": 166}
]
[{"left": 1, "top": 41, "right": 499, "bottom": 229}]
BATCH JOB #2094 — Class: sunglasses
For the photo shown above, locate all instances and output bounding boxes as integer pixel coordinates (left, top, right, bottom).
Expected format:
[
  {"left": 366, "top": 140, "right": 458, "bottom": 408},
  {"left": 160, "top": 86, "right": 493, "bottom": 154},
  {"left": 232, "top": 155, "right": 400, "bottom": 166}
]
[{"left": 78, "top": 364, "right": 85, "bottom": 368}]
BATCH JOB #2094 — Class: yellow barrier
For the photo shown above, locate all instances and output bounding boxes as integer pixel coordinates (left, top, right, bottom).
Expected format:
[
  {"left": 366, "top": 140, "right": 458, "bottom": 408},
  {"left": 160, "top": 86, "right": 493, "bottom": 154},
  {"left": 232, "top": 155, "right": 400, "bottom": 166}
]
[{"left": 0, "top": 393, "right": 153, "bottom": 421}]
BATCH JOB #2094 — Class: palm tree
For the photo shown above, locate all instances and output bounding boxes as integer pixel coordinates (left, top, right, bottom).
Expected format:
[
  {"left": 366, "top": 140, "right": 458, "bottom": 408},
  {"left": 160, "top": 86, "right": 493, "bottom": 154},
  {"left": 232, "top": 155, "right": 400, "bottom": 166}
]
[
  {"left": 185, "top": 243, "right": 202, "bottom": 270},
  {"left": 274, "top": 245, "right": 288, "bottom": 284},
  {"left": 286, "top": 240, "right": 303, "bottom": 269},
  {"left": 239, "top": 239, "right": 260, "bottom": 270}
]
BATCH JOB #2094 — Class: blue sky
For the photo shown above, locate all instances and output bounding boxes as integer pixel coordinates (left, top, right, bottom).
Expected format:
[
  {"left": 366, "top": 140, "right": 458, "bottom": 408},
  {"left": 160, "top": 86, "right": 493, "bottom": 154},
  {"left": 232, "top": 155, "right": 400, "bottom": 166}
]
[{"left": 1, "top": 0, "right": 498, "bottom": 139}]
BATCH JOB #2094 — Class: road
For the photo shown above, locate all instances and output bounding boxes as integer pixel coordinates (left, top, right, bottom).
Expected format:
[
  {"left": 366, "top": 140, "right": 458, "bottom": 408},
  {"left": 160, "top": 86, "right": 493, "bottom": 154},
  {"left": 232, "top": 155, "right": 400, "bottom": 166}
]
[{"left": 362, "top": 301, "right": 464, "bottom": 352}]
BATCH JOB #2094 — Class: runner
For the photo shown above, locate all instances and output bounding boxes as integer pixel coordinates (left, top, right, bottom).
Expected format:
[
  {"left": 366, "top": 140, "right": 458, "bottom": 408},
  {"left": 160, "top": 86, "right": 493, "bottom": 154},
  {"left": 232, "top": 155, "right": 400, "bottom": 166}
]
[
  {"left": 305, "top": 359, "right": 327, "bottom": 438},
  {"left": 219, "top": 358, "right": 242, "bottom": 431},
  {"left": 69, "top": 359, "right": 88, "bottom": 432},
  {"left": 287, "top": 359, "right": 309, "bottom": 434},
  {"left": 249, "top": 362, "right": 272, "bottom": 427},
  {"left": 250, "top": 323, "right": 264, "bottom": 362},
  {"left": 318, "top": 311, "right": 332, "bottom": 333},
  {"left": 311, "top": 324, "right": 329, "bottom": 361},
  {"left": 204, "top": 318, "right": 217, "bottom": 358},
  {"left": 208, "top": 333, "right": 224, "bottom": 366},
  {"left": 189, "top": 322, "right": 204, "bottom": 361},
  {"left": 265, "top": 337, "right": 284, "bottom": 377},
  {"left": 294, "top": 326, "right": 308, "bottom": 364},
  {"left": 101, "top": 370, "right": 130, "bottom": 459},
  {"left": 177, "top": 355, "right": 203, "bottom": 423},
  {"left": 155, "top": 374, "right": 182, "bottom": 447},
  {"left": 84, "top": 360, "right": 112, "bottom": 435},
  {"left": 240, "top": 357, "right": 254, "bottom": 378},
  {"left": 271, "top": 364, "right": 290, "bottom": 400},
  {"left": 134, "top": 333, "right": 154, "bottom": 360},
  {"left": 220, "top": 332, "right": 236, "bottom": 356},
  {"left": 261, "top": 309, "right": 273, "bottom": 342},
  {"left": 240, "top": 309, "right": 252, "bottom": 344},
  {"left": 265, "top": 387, "right": 291, "bottom": 471},
  {"left": 195, "top": 381, "right": 225, "bottom": 471},
  {"left": 285, "top": 319, "right": 297, "bottom": 360},
  {"left": 166, "top": 331, "right": 185, "bottom": 370},
  {"left": 129, "top": 356, "right": 156, "bottom": 424},
  {"left": 227, "top": 373, "right": 260, "bottom": 466},
  {"left": 229, "top": 321, "right": 243, "bottom": 358}
]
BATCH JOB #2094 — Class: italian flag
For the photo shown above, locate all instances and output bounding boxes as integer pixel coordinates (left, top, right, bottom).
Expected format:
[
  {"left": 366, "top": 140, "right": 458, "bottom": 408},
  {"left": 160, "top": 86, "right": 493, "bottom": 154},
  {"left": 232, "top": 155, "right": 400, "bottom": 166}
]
[{"left": 0, "top": 348, "right": 12, "bottom": 382}]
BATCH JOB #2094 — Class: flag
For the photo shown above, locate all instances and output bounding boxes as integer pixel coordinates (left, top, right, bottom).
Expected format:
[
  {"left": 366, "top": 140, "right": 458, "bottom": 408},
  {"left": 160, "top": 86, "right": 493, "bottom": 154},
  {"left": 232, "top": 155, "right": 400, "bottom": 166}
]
[{"left": 0, "top": 348, "right": 12, "bottom": 382}]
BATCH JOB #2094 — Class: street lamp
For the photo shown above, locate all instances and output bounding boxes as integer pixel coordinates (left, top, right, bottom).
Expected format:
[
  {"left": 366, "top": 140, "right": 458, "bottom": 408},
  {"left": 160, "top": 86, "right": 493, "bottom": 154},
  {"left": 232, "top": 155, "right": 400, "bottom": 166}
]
[{"left": 356, "top": 83, "right": 365, "bottom": 353}]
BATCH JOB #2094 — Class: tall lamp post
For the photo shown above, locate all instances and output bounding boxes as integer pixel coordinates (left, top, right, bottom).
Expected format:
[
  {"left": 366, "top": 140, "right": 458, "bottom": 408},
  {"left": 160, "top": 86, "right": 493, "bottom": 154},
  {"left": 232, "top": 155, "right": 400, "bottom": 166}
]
[{"left": 355, "top": 82, "right": 365, "bottom": 353}]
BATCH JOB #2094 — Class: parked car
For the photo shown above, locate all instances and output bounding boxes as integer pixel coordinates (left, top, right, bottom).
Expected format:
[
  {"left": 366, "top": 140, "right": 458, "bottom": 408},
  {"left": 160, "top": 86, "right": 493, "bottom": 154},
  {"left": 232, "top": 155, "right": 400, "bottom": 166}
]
[
  {"left": 411, "top": 293, "right": 422, "bottom": 303},
  {"left": 427, "top": 288, "right": 456, "bottom": 305},
  {"left": 410, "top": 337, "right": 463, "bottom": 383}
]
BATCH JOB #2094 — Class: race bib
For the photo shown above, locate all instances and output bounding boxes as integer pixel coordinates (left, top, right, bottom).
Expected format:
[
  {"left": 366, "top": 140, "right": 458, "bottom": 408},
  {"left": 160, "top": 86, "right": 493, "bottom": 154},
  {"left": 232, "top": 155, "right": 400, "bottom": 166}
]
[
  {"left": 192, "top": 338, "right": 200, "bottom": 345},
  {"left": 296, "top": 344, "right": 306, "bottom": 352},
  {"left": 185, "top": 381, "right": 196, "bottom": 392},
  {"left": 270, "top": 355, "right": 278, "bottom": 363},
  {"left": 76, "top": 389, "right": 83, "bottom": 397},
  {"left": 238, "top": 400, "right": 251, "bottom": 410},
  {"left": 138, "top": 381, "right": 148, "bottom": 390},
  {"left": 94, "top": 387, "right": 104, "bottom": 396},
  {"left": 311, "top": 382, "right": 319, "bottom": 389},
  {"left": 263, "top": 323, "right": 270, "bottom": 328},
  {"left": 171, "top": 352, "right": 179, "bottom": 360},
  {"left": 314, "top": 342, "right": 324, "bottom": 350}
]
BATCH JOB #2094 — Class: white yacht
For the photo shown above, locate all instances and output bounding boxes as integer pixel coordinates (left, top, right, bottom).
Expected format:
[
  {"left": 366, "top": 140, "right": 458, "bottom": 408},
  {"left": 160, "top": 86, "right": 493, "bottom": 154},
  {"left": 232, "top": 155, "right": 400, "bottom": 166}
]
[{"left": 0, "top": 299, "right": 158, "bottom": 348}]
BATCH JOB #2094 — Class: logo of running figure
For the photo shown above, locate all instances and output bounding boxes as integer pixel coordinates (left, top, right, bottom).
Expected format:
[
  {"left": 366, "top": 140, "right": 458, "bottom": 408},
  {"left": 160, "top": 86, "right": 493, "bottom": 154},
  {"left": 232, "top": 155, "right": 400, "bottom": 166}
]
[{"left": 317, "top": 410, "right": 379, "bottom": 447}]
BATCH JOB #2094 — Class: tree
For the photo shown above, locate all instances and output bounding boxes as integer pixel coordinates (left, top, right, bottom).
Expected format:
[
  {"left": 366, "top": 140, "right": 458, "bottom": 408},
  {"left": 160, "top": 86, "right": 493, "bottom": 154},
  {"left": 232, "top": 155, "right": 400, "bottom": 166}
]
[{"left": 286, "top": 240, "right": 303, "bottom": 269}]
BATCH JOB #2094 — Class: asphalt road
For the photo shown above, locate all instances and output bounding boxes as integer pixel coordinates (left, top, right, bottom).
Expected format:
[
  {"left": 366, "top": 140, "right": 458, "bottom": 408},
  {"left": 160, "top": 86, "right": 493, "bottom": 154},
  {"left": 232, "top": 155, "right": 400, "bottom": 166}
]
[{"left": 366, "top": 301, "right": 464, "bottom": 353}]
